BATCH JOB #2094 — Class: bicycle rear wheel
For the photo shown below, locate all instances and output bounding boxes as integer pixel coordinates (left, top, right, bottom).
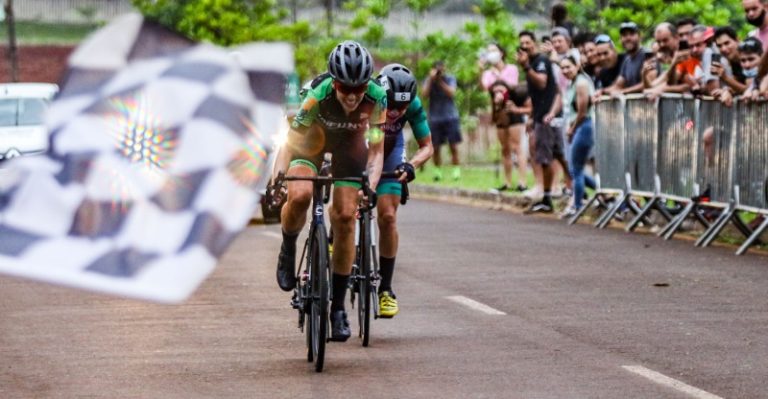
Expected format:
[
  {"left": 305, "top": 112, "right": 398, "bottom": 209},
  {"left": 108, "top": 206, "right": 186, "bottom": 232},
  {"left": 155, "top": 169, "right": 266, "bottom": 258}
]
[
  {"left": 357, "top": 213, "right": 372, "bottom": 347},
  {"left": 309, "top": 226, "right": 330, "bottom": 372}
]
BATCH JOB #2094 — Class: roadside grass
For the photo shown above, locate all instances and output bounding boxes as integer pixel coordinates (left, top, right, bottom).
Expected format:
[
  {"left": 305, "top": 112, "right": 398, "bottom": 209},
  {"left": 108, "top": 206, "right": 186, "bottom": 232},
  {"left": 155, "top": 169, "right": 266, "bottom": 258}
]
[
  {"left": 414, "top": 163, "right": 536, "bottom": 192},
  {"left": 2, "top": 21, "right": 98, "bottom": 45}
]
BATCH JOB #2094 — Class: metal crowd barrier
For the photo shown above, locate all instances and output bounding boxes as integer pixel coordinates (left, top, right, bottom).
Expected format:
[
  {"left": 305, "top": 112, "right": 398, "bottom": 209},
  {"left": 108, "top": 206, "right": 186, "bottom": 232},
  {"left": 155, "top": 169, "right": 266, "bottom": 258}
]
[
  {"left": 587, "top": 94, "right": 768, "bottom": 255},
  {"left": 569, "top": 97, "right": 626, "bottom": 226}
]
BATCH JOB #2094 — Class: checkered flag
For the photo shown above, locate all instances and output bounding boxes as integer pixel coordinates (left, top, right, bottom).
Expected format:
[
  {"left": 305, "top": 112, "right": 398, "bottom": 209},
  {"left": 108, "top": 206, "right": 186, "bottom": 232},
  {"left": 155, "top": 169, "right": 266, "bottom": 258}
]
[{"left": 0, "top": 14, "right": 293, "bottom": 303}]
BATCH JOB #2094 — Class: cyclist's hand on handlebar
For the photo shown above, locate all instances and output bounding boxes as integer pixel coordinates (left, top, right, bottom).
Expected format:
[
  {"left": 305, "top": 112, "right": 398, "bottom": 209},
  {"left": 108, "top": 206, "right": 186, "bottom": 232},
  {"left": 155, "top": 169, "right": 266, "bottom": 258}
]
[
  {"left": 266, "top": 180, "right": 287, "bottom": 209},
  {"left": 395, "top": 162, "right": 416, "bottom": 183},
  {"left": 358, "top": 187, "right": 378, "bottom": 209}
]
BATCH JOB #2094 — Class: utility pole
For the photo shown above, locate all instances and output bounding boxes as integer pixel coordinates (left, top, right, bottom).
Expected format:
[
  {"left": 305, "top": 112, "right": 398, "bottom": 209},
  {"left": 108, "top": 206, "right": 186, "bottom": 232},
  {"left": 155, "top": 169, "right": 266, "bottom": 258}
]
[{"left": 4, "top": 0, "right": 18, "bottom": 82}]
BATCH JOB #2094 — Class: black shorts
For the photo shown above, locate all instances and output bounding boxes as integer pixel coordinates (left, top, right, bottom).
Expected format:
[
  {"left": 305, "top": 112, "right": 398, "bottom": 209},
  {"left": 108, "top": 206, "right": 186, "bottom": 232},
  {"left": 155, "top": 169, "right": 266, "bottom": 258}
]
[
  {"left": 494, "top": 111, "right": 525, "bottom": 128},
  {"left": 533, "top": 121, "right": 565, "bottom": 165},
  {"left": 429, "top": 119, "right": 462, "bottom": 146},
  {"left": 288, "top": 125, "right": 367, "bottom": 185}
]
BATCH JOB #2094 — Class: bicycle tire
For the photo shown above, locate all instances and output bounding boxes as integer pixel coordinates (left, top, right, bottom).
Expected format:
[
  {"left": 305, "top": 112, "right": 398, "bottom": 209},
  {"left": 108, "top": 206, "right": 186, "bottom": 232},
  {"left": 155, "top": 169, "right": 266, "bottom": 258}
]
[
  {"left": 358, "top": 213, "right": 372, "bottom": 347},
  {"left": 310, "top": 226, "right": 330, "bottom": 372}
]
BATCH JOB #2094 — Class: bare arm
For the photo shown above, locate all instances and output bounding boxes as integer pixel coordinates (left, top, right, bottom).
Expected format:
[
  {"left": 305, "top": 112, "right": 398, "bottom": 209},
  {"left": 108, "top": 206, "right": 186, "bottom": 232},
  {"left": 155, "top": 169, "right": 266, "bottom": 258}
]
[
  {"left": 366, "top": 128, "right": 385, "bottom": 190},
  {"left": 409, "top": 136, "right": 434, "bottom": 170},
  {"left": 437, "top": 78, "right": 457, "bottom": 98},
  {"left": 570, "top": 80, "right": 590, "bottom": 133},
  {"left": 272, "top": 128, "right": 300, "bottom": 180}
]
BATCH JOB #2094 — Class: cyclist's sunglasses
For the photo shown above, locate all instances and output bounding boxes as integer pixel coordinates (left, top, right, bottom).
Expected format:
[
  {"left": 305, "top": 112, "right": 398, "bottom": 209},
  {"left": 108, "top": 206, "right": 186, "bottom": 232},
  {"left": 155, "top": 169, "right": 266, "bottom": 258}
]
[{"left": 334, "top": 81, "right": 368, "bottom": 95}]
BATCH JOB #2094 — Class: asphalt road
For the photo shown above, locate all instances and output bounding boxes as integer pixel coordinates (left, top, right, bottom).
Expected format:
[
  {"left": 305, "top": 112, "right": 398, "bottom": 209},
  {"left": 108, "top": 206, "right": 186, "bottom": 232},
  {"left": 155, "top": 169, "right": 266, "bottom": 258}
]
[{"left": 1, "top": 199, "right": 767, "bottom": 398}]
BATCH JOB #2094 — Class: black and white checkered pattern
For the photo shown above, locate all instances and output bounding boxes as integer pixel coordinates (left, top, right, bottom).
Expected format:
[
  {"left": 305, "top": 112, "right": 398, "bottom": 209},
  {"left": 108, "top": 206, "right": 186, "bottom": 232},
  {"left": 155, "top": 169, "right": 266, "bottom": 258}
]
[{"left": 0, "top": 14, "right": 293, "bottom": 302}]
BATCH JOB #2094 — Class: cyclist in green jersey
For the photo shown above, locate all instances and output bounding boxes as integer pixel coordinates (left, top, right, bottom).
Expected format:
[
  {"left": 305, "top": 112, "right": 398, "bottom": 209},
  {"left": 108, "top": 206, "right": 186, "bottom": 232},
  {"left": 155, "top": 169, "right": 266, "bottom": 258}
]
[
  {"left": 271, "top": 41, "right": 387, "bottom": 342},
  {"left": 374, "top": 64, "right": 433, "bottom": 318}
]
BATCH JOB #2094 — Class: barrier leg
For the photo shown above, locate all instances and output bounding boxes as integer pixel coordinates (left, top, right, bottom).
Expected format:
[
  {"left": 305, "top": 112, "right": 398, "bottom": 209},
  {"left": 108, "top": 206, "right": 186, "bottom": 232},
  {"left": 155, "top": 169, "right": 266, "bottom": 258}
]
[
  {"left": 568, "top": 194, "right": 598, "bottom": 225},
  {"left": 700, "top": 207, "right": 736, "bottom": 247},
  {"left": 692, "top": 205, "right": 713, "bottom": 229},
  {"left": 736, "top": 216, "right": 768, "bottom": 255},
  {"left": 626, "top": 196, "right": 658, "bottom": 232},
  {"left": 732, "top": 213, "right": 763, "bottom": 244},
  {"left": 660, "top": 202, "right": 695, "bottom": 239},
  {"left": 654, "top": 201, "right": 674, "bottom": 222},
  {"left": 695, "top": 206, "right": 732, "bottom": 247},
  {"left": 596, "top": 193, "right": 630, "bottom": 229}
]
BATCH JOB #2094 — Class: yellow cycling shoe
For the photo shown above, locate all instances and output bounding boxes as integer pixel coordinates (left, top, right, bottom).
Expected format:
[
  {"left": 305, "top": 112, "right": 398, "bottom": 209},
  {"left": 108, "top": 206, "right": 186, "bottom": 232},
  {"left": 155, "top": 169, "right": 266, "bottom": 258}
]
[{"left": 379, "top": 291, "right": 399, "bottom": 318}]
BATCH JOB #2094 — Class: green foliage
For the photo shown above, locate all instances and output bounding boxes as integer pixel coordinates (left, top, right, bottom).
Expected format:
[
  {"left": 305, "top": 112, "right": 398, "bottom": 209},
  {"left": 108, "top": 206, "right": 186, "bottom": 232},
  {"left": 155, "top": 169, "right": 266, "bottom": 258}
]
[
  {"left": 130, "top": 0, "right": 520, "bottom": 122},
  {"left": 565, "top": 0, "right": 749, "bottom": 47}
]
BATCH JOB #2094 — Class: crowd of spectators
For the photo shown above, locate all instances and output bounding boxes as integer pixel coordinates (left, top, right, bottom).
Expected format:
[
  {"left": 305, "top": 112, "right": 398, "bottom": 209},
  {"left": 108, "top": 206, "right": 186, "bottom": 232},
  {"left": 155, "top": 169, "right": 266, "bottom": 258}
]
[{"left": 476, "top": 0, "right": 768, "bottom": 215}]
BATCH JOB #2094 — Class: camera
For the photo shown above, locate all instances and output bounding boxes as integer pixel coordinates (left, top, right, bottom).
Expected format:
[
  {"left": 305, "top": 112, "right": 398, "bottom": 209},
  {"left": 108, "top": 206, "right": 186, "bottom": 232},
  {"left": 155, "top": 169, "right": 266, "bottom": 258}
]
[{"left": 678, "top": 40, "right": 690, "bottom": 50}]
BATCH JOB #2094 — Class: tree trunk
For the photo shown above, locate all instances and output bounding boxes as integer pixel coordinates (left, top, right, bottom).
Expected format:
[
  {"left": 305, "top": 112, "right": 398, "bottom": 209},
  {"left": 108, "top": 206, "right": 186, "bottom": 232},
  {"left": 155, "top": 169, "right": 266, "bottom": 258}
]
[
  {"left": 325, "top": 0, "right": 334, "bottom": 37},
  {"left": 5, "top": 0, "right": 18, "bottom": 82}
]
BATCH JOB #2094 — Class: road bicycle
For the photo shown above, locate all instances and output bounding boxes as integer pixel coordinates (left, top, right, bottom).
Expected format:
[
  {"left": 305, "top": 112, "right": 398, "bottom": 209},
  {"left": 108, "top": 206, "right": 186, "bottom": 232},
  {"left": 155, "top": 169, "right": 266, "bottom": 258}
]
[
  {"left": 349, "top": 171, "right": 409, "bottom": 347},
  {"left": 269, "top": 156, "right": 380, "bottom": 372}
]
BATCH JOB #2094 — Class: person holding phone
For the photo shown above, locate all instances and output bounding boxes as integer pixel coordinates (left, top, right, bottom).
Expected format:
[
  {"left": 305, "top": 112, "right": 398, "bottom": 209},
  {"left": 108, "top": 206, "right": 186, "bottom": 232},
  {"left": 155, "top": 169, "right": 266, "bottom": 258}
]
[
  {"left": 423, "top": 60, "right": 462, "bottom": 181},
  {"left": 712, "top": 27, "right": 749, "bottom": 95}
]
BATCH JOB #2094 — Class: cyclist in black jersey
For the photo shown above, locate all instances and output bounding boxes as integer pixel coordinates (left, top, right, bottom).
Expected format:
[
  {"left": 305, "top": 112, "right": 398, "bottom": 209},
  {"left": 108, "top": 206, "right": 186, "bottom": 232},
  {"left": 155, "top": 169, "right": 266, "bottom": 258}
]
[{"left": 271, "top": 41, "right": 388, "bottom": 342}]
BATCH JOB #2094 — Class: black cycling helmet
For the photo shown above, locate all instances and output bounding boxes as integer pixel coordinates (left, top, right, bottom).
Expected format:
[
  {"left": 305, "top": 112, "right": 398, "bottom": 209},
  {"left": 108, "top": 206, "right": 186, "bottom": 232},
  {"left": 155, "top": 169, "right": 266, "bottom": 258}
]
[
  {"left": 328, "top": 40, "right": 374, "bottom": 87},
  {"left": 376, "top": 63, "right": 417, "bottom": 108}
]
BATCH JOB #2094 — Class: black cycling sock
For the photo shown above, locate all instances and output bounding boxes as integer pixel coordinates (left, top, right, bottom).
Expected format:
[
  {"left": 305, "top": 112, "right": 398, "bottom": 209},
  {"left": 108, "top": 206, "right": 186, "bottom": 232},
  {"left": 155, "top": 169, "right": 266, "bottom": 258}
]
[
  {"left": 282, "top": 230, "right": 299, "bottom": 252},
  {"left": 331, "top": 273, "right": 349, "bottom": 312},
  {"left": 379, "top": 256, "right": 395, "bottom": 294}
]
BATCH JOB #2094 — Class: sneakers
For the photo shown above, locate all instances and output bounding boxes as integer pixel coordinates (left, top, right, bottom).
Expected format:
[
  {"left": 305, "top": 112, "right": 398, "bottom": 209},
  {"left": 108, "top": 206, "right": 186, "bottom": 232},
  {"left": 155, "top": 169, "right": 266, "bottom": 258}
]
[
  {"left": 433, "top": 168, "right": 443, "bottom": 182},
  {"left": 495, "top": 184, "right": 509, "bottom": 192},
  {"left": 451, "top": 167, "right": 461, "bottom": 181},
  {"left": 330, "top": 310, "right": 351, "bottom": 342},
  {"left": 378, "top": 291, "right": 399, "bottom": 318},
  {"left": 514, "top": 184, "right": 528, "bottom": 192},
  {"left": 559, "top": 205, "right": 578, "bottom": 219},
  {"left": 276, "top": 242, "right": 296, "bottom": 292},
  {"left": 524, "top": 199, "right": 553, "bottom": 214},
  {"left": 523, "top": 187, "right": 543, "bottom": 201}
]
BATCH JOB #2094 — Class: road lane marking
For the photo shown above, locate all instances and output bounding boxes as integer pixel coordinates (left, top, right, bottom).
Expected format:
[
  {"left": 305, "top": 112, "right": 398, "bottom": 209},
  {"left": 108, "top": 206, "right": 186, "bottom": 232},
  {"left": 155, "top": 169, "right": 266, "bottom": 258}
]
[
  {"left": 622, "top": 365, "right": 723, "bottom": 399},
  {"left": 261, "top": 231, "right": 282, "bottom": 240},
  {"left": 446, "top": 296, "right": 506, "bottom": 315}
]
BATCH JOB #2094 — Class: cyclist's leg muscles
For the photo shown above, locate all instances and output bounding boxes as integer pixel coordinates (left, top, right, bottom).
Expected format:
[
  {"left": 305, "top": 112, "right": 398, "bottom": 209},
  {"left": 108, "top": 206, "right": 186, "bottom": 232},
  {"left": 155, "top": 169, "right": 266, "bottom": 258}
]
[
  {"left": 377, "top": 141, "right": 403, "bottom": 257},
  {"left": 281, "top": 162, "right": 318, "bottom": 234},
  {"left": 329, "top": 186, "right": 358, "bottom": 276}
]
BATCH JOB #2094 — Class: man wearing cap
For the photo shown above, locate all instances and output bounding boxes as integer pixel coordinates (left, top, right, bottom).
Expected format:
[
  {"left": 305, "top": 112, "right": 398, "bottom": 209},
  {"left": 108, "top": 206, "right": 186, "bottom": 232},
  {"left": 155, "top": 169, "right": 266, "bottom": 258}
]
[{"left": 605, "top": 22, "right": 647, "bottom": 95}]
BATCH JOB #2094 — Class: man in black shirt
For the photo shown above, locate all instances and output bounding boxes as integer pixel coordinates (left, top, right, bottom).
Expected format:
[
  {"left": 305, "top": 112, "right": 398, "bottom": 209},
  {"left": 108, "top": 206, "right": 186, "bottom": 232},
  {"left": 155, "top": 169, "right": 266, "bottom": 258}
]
[
  {"left": 517, "top": 31, "right": 572, "bottom": 213},
  {"left": 593, "top": 34, "right": 627, "bottom": 93}
]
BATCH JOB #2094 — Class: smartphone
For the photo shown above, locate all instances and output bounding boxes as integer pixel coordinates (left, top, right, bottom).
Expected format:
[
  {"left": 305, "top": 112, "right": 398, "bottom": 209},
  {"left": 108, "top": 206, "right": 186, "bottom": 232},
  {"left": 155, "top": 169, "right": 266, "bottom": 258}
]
[
  {"left": 711, "top": 53, "right": 722, "bottom": 64},
  {"left": 644, "top": 51, "right": 656, "bottom": 61},
  {"left": 679, "top": 40, "right": 690, "bottom": 50}
]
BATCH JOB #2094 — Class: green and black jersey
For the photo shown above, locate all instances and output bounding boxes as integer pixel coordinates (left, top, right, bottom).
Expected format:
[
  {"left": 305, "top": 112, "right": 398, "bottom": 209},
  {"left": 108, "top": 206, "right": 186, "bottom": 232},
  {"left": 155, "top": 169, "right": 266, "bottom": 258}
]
[
  {"left": 291, "top": 75, "right": 387, "bottom": 136},
  {"left": 287, "top": 74, "right": 388, "bottom": 182}
]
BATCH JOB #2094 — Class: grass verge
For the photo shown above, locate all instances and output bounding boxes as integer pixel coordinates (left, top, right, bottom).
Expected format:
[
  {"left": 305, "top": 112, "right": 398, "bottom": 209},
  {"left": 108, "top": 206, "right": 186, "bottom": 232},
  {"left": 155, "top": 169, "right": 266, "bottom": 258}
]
[{"left": 3, "top": 21, "right": 98, "bottom": 45}]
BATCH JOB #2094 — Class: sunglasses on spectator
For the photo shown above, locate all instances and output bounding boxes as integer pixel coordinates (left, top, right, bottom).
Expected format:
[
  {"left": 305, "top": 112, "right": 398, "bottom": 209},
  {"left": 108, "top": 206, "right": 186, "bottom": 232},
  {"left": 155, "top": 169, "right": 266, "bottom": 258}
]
[
  {"left": 738, "top": 40, "right": 762, "bottom": 53},
  {"left": 594, "top": 34, "right": 613, "bottom": 45},
  {"left": 334, "top": 81, "right": 368, "bottom": 95}
]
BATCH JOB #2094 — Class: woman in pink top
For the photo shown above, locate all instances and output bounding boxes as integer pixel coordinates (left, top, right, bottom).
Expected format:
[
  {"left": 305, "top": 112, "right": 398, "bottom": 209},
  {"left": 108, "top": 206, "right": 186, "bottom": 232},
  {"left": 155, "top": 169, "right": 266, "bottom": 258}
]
[{"left": 480, "top": 43, "right": 528, "bottom": 192}]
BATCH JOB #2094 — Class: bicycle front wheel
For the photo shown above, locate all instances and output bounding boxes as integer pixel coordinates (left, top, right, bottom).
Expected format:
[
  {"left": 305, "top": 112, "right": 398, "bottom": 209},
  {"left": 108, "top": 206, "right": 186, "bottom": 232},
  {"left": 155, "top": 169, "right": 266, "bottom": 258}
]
[
  {"left": 358, "top": 213, "right": 372, "bottom": 347},
  {"left": 310, "top": 226, "right": 330, "bottom": 372}
]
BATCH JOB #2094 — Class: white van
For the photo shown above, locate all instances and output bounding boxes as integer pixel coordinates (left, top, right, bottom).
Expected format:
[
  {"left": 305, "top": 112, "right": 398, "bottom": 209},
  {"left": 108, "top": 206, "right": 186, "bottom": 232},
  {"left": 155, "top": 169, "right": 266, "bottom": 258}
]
[{"left": 0, "top": 83, "right": 58, "bottom": 162}]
